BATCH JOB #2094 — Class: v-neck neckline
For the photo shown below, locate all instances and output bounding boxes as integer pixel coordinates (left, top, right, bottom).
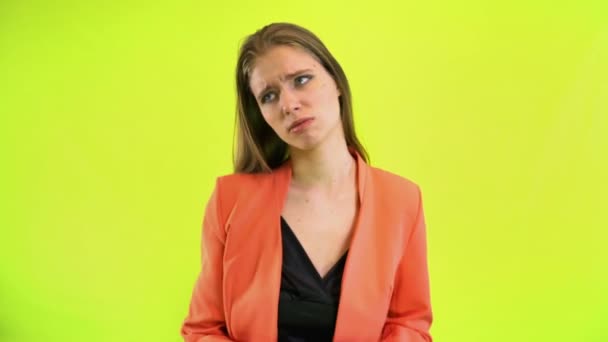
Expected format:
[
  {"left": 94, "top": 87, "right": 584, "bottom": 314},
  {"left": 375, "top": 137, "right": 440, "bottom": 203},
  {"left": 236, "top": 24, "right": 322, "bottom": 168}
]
[
  {"left": 280, "top": 216, "right": 349, "bottom": 285},
  {"left": 269, "top": 147, "right": 371, "bottom": 341}
]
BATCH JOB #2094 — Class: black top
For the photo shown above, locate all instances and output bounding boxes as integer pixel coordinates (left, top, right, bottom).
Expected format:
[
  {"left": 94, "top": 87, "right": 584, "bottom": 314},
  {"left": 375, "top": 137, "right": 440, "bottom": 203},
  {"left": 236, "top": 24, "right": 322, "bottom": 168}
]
[{"left": 277, "top": 216, "right": 348, "bottom": 342}]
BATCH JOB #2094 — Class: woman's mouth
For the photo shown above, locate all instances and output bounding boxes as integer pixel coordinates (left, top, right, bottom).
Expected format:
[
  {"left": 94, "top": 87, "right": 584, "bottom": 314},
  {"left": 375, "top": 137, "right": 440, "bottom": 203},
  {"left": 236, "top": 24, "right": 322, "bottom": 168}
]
[{"left": 289, "top": 118, "right": 314, "bottom": 133}]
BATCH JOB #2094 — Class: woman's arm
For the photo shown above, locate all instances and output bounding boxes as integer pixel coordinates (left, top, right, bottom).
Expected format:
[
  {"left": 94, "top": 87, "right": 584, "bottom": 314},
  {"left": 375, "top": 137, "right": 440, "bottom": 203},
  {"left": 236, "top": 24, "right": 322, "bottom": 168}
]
[
  {"left": 181, "top": 179, "right": 234, "bottom": 341},
  {"left": 381, "top": 186, "right": 433, "bottom": 342}
]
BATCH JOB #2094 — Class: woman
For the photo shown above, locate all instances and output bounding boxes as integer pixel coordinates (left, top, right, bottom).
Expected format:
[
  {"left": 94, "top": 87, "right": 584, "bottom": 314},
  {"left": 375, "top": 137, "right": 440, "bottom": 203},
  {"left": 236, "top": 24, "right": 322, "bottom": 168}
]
[{"left": 181, "top": 22, "right": 433, "bottom": 341}]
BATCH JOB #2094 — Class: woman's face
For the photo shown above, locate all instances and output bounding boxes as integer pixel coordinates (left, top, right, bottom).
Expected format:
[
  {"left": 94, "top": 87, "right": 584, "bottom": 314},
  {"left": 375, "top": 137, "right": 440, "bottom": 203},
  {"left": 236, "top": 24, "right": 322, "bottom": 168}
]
[{"left": 249, "top": 45, "right": 342, "bottom": 151}]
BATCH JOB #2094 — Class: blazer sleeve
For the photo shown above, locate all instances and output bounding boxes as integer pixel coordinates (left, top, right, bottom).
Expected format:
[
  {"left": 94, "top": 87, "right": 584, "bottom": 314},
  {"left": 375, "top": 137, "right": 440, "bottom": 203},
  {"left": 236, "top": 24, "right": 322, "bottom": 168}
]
[
  {"left": 181, "top": 178, "right": 234, "bottom": 341},
  {"left": 381, "top": 186, "right": 433, "bottom": 342}
]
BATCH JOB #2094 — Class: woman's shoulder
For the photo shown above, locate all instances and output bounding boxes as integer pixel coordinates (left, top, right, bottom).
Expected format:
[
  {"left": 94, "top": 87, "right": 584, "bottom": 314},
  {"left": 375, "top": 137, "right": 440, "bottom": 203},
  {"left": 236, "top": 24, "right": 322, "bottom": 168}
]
[
  {"left": 366, "top": 166, "right": 424, "bottom": 222},
  {"left": 367, "top": 165, "right": 422, "bottom": 200},
  {"left": 215, "top": 171, "right": 273, "bottom": 191},
  {"left": 207, "top": 171, "right": 275, "bottom": 219}
]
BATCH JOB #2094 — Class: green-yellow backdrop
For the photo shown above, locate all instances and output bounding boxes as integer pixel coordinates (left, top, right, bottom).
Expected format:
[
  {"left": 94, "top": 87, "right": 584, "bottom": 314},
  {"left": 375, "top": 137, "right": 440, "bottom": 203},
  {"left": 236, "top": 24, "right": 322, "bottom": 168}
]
[{"left": 1, "top": 1, "right": 606, "bottom": 341}]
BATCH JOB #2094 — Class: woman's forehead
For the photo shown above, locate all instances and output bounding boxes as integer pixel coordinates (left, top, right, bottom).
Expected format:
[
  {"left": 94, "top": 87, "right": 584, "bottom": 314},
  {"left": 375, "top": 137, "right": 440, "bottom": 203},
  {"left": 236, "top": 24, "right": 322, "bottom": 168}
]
[{"left": 249, "top": 46, "right": 321, "bottom": 90}]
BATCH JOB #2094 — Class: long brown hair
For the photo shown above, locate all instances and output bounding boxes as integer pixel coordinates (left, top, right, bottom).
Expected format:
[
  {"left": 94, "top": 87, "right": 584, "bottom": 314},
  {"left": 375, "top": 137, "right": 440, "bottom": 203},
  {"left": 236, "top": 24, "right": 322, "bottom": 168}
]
[{"left": 234, "top": 22, "right": 368, "bottom": 173}]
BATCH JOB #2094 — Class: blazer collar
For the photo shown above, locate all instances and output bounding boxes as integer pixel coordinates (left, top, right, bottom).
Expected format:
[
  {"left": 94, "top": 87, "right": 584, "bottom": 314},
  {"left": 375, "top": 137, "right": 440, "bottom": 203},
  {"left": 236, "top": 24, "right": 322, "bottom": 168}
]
[
  {"left": 270, "top": 148, "right": 376, "bottom": 340},
  {"left": 226, "top": 148, "right": 374, "bottom": 341}
]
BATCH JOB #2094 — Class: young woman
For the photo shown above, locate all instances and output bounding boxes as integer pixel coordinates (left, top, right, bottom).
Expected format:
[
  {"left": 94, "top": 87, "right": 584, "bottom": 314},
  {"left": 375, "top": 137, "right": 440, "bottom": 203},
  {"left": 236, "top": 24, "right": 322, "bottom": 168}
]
[{"left": 181, "top": 22, "right": 433, "bottom": 342}]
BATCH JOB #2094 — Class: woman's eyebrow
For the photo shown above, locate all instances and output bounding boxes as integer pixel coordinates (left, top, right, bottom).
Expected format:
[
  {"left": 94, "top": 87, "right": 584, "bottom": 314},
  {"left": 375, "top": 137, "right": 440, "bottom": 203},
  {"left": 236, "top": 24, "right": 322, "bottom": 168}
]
[
  {"left": 280, "top": 68, "right": 314, "bottom": 82},
  {"left": 256, "top": 68, "right": 314, "bottom": 99}
]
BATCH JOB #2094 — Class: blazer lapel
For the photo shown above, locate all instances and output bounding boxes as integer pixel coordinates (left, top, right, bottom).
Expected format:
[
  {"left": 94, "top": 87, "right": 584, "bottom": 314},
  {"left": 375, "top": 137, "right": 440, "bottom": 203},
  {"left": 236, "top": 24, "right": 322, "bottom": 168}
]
[
  {"left": 333, "top": 153, "right": 394, "bottom": 341},
  {"left": 222, "top": 162, "right": 292, "bottom": 341},
  {"left": 225, "top": 152, "right": 391, "bottom": 341}
]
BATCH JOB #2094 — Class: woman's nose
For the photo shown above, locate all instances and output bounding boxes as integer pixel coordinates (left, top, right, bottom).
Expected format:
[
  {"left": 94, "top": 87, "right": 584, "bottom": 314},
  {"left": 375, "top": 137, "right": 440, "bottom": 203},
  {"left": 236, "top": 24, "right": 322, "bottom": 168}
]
[{"left": 280, "top": 88, "right": 301, "bottom": 115}]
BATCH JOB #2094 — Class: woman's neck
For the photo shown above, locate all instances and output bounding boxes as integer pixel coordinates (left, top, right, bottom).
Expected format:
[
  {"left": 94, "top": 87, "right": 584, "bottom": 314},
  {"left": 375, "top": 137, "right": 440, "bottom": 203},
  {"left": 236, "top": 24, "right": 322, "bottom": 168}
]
[{"left": 288, "top": 138, "right": 356, "bottom": 193}]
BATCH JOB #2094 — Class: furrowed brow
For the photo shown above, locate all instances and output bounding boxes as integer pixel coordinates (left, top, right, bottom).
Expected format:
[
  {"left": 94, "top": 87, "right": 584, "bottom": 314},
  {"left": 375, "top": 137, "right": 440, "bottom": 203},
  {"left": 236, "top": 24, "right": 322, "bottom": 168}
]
[{"left": 255, "top": 68, "right": 314, "bottom": 100}]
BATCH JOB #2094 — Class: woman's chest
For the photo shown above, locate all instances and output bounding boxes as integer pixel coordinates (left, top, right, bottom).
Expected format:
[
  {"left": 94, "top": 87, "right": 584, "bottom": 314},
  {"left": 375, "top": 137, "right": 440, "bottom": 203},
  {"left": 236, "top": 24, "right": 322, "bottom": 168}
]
[{"left": 280, "top": 189, "right": 358, "bottom": 279}]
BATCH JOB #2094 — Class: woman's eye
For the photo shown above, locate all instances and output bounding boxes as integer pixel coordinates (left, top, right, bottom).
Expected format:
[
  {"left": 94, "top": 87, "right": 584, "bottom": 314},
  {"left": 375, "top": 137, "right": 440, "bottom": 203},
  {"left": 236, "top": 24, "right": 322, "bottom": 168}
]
[
  {"left": 261, "top": 92, "right": 276, "bottom": 103},
  {"left": 295, "top": 75, "right": 312, "bottom": 86}
]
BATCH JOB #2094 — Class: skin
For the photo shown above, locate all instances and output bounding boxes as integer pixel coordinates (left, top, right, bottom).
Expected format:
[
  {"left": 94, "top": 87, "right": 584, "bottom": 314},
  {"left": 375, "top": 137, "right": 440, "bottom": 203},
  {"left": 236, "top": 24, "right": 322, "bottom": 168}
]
[{"left": 249, "top": 45, "right": 359, "bottom": 278}]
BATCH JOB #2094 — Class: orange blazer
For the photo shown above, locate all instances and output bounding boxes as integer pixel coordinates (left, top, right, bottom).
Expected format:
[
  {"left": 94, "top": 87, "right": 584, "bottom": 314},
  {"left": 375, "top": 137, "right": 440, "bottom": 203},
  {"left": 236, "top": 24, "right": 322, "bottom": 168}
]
[{"left": 181, "top": 152, "right": 433, "bottom": 341}]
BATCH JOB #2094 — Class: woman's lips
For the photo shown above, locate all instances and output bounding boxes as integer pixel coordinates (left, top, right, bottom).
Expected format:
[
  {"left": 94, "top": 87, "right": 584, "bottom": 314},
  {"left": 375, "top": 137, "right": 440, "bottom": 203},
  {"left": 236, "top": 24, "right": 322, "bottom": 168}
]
[{"left": 289, "top": 118, "right": 314, "bottom": 133}]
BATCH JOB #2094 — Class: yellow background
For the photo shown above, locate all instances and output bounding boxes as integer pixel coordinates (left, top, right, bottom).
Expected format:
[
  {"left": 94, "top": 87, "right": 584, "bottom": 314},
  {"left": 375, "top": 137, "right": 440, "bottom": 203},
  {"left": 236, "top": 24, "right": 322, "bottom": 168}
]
[{"left": 1, "top": 1, "right": 607, "bottom": 341}]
